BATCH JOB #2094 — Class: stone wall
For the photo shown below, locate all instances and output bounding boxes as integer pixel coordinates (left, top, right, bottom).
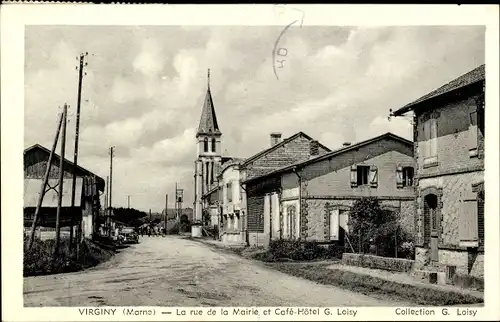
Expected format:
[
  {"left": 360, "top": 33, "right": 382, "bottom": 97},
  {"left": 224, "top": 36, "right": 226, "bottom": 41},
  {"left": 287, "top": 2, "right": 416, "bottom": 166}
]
[
  {"left": 417, "top": 171, "right": 483, "bottom": 248},
  {"left": 305, "top": 198, "right": 414, "bottom": 242}
]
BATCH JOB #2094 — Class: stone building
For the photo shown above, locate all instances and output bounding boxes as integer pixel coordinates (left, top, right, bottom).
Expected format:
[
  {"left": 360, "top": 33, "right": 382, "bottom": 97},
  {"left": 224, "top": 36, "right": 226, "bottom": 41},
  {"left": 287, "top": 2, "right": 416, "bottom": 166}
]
[
  {"left": 243, "top": 133, "right": 415, "bottom": 248},
  {"left": 391, "top": 64, "right": 485, "bottom": 280},
  {"left": 241, "top": 133, "right": 331, "bottom": 246}
]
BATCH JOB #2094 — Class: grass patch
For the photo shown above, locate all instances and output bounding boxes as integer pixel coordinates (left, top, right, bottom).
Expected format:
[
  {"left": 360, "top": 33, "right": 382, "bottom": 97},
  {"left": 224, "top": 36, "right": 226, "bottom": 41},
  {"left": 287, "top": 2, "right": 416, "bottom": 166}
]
[
  {"left": 268, "top": 262, "right": 483, "bottom": 306},
  {"left": 24, "top": 237, "right": 115, "bottom": 277}
]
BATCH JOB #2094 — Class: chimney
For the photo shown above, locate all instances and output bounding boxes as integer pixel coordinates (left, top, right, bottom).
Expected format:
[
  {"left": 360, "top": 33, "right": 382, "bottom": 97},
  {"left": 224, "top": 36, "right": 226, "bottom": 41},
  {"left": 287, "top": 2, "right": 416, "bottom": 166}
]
[
  {"left": 342, "top": 142, "right": 351, "bottom": 147},
  {"left": 270, "top": 132, "right": 282, "bottom": 146},
  {"left": 310, "top": 140, "right": 319, "bottom": 157}
]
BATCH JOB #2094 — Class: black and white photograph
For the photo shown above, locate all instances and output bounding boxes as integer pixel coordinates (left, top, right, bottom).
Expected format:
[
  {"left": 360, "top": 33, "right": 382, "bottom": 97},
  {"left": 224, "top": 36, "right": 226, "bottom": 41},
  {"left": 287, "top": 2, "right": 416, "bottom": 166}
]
[{"left": 2, "top": 4, "right": 499, "bottom": 322}]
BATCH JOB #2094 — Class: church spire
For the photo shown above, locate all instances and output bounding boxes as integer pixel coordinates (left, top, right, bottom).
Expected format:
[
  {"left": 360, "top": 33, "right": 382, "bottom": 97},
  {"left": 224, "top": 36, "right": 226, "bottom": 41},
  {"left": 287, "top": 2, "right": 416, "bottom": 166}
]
[
  {"left": 197, "top": 69, "right": 220, "bottom": 137},
  {"left": 208, "top": 68, "right": 210, "bottom": 89}
]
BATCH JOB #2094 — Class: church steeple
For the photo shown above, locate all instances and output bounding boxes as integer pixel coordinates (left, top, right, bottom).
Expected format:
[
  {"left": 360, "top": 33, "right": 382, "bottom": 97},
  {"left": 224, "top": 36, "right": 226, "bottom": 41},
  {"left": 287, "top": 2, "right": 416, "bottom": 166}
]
[{"left": 197, "top": 69, "right": 221, "bottom": 137}]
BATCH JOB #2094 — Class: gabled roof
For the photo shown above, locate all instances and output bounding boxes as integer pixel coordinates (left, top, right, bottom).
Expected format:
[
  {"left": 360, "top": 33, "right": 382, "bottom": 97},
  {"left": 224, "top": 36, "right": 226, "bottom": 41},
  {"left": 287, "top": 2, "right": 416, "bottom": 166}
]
[
  {"left": 197, "top": 87, "right": 221, "bottom": 136},
  {"left": 243, "top": 132, "right": 413, "bottom": 184},
  {"left": 24, "top": 144, "right": 105, "bottom": 191},
  {"left": 392, "top": 64, "right": 485, "bottom": 116},
  {"left": 242, "top": 131, "right": 331, "bottom": 167}
]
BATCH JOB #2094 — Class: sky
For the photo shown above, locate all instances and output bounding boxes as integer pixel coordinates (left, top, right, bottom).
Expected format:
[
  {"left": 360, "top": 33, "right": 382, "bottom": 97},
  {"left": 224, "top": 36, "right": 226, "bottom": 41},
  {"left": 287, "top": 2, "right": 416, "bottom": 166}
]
[{"left": 24, "top": 25, "right": 485, "bottom": 213}]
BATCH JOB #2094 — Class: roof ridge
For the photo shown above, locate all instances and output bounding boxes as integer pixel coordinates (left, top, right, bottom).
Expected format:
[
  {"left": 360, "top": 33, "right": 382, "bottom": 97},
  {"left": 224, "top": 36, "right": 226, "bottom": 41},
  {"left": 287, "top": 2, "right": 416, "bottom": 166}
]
[{"left": 243, "top": 132, "right": 412, "bottom": 183}]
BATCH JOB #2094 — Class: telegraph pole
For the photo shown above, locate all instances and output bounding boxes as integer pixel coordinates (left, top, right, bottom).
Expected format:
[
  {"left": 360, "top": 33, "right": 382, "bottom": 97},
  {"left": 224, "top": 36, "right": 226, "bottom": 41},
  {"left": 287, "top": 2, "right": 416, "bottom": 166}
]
[
  {"left": 127, "top": 195, "right": 130, "bottom": 209},
  {"left": 54, "top": 104, "right": 68, "bottom": 257},
  {"left": 105, "top": 176, "right": 108, "bottom": 235},
  {"left": 175, "top": 182, "right": 178, "bottom": 223},
  {"left": 164, "top": 194, "right": 168, "bottom": 234},
  {"left": 71, "top": 52, "right": 88, "bottom": 257},
  {"left": 27, "top": 111, "right": 64, "bottom": 250},
  {"left": 108, "top": 146, "right": 114, "bottom": 237}
]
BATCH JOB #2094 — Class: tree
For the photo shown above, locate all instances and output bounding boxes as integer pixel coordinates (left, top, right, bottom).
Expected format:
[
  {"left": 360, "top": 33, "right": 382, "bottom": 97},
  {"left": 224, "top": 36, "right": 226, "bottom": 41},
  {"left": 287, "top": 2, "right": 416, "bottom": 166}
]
[
  {"left": 349, "top": 197, "right": 410, "bottom": 257},
  {"left": 111, "top": 207, "right": 147, "bottom": 227}
]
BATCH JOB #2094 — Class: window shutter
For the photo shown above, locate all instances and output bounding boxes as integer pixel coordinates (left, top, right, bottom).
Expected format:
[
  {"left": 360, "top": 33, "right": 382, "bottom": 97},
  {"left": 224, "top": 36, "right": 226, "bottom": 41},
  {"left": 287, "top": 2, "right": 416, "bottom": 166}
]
[
  {"left": 369, "top": 166, "right": 378, "bottom": 188},
  {"left": 350, "top": 165, "right": 357, "bottom": 187},
  {"left": 396, "top": 165, "right": 403, "bottom": 188},
  {"left": 459, "top": 199, "right": 478, "bottom": 244},
  {"left": 478, "top": 191, "right": 484, "bottom": 247}
]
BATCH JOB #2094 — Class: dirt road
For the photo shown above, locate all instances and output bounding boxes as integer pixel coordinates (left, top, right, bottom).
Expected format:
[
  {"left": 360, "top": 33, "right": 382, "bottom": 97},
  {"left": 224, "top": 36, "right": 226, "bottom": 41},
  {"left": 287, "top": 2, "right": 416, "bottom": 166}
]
[{"left": 24, "top": 236, "right": 406, "bottom": 307}]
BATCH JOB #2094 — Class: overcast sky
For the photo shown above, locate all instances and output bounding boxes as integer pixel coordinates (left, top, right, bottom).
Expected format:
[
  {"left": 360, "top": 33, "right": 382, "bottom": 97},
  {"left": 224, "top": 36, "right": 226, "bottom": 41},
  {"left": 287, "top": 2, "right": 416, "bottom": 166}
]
[{"left": 24, "top": 25, "right": 485, "bottom": 212}]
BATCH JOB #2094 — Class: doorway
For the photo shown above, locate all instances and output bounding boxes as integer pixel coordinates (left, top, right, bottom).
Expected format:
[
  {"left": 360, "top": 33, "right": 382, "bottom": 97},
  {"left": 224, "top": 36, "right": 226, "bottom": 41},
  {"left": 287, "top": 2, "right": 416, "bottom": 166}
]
[{"left": 424, "top": 194, "right": 439, "bottom": 263}]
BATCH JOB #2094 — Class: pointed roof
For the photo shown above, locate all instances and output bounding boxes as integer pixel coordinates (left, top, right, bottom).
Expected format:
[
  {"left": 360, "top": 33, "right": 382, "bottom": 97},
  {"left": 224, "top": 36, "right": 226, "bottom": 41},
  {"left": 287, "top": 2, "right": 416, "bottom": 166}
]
[{"left": 197, "top": 69, "right": 221, "bottom": 137}]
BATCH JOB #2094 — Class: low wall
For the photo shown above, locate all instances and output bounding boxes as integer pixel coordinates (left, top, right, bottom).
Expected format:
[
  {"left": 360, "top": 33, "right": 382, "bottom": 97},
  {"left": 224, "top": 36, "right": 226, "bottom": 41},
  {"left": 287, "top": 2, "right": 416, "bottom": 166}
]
[{"left": 342, "top": 253, "right": 415, "bottom": 273}]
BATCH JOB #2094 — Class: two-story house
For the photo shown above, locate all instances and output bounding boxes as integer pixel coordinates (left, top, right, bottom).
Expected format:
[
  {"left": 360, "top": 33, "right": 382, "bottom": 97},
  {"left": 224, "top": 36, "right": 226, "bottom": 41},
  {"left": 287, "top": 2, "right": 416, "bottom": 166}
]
[
  {"left": 243, "top": 133, "right": 416, "bottom": 247},
  {"left": 217, "top": 158, "right": 245, "bottom": 243},
  {"left": 391, "top": 64, "right": 485, "bottom": 281},
  {"left": 241, "top": 133, "right": 331, "bottom": 247}
]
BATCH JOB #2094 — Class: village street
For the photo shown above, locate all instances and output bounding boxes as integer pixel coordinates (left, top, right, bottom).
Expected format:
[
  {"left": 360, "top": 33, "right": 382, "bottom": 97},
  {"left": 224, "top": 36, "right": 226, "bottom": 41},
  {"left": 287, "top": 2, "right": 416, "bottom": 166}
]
[{"left": 23, "top": 236, "right": 408, "bottom": 307}]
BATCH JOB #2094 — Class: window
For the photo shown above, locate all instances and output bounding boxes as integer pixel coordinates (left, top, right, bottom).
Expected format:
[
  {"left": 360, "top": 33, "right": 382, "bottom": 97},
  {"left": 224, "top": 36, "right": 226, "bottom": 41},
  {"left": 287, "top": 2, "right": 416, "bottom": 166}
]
[
  {"left": 423, "top": 117, "right": 438, "bottom": 166},
  {"left": 211, "top": 138, "right": 216, "bottom": 153},
  {"left": 356, "top": 166, "right": 370, "bottom": 186},
  {"left": 203, "top": 138, "right": 209, "bottom": 152},
  {"left": 210, "top": 162, "right": 214, "bottom": 184},
  {"left": 402, "top": 167, "right": 414, "bottom": 187},
  {"left": 469, "top": 105, "right": 479, "bottom": 157},
  {"left": 226, "top": 182, "right": 233, "bottom": 202}
]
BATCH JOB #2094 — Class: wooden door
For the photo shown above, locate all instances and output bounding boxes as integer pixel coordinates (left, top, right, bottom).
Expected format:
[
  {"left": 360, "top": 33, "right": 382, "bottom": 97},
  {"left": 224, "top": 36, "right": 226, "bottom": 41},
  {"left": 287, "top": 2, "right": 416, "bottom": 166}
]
[{"left": 425, "top": 194, "right": 439, "bottom": 262}]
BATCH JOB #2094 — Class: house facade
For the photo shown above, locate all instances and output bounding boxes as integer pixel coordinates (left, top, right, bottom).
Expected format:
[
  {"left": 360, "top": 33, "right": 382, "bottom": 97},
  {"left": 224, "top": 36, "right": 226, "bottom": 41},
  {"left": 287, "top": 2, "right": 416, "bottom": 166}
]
[
  {"left": 242, "top": 134, "right": 331, "bottom": 247},
  {"left": 244, "top": 133, "right": 416, "bottom": 248},
  {"left": 218, "top": 158, "right": 245, "bottom": 243},
  {"left": 392, "top": 64, "right": 485, "bottom": 280},
  {"left": 24, "top": 144, "right": 105, "bottom": 240}
]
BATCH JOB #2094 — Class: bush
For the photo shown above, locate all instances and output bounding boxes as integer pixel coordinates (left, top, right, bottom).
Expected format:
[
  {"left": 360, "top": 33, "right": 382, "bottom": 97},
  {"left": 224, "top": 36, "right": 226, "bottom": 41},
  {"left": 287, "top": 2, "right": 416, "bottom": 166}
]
[
  {"left": 23, "top": 236, "right": 114, "bottom": 276},
  {"left": 348, "top": 197, "right": 415, "bottom": 259},
  {"left": 262, "top": 240, "right": 342, "bottom": 262},
  {"left": 342, "top": 253, "right": 414, "bottom": 273}
]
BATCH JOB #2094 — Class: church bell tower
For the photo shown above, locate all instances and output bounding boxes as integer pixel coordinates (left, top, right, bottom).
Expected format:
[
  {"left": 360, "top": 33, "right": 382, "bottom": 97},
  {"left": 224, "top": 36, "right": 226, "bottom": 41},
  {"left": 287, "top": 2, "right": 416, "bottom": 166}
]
[{"left": 193, "top": 69, "right": 222, "bottom": 238}]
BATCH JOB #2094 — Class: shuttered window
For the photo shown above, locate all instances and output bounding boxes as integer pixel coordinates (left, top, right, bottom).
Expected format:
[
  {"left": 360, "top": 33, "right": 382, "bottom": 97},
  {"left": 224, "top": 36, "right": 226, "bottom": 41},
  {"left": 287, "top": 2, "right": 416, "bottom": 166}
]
[
  {"left": 478, "top": 191, "right": 484, "bottom": 248},
  {"left": 459, "top": 199, "right": 479, "bottom": 246},
  {"left": 469, "top": 104, "right": 479, "bottom": 157},
  {"left": 356, "top": 166, "right": 370, "bottom": 186},
  {"left": 423, "top": 118, "right": 438, "bottom": 166}
]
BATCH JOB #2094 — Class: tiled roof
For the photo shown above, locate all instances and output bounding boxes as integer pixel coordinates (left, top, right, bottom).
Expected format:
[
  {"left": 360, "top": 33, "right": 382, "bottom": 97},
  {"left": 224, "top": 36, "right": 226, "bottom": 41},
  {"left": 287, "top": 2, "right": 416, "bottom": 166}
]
[
  {"left": 242, "top": 132, "right": 413, "bottom": 184},
  {"left": 197, "top": 87, "right": 220, "bottom": 135},
  {"left": 392, "top": 64, "right": 485, "bottom": 116},
  {"left": 242, "top": 132, "right": 331, "bottom": 167}
]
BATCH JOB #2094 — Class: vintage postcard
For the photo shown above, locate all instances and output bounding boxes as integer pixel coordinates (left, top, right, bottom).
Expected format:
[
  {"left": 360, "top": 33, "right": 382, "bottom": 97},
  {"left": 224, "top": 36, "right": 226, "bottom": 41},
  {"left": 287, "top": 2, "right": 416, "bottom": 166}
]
[{"left": 1, "top": 3, "right": 499, "bottom": 322}]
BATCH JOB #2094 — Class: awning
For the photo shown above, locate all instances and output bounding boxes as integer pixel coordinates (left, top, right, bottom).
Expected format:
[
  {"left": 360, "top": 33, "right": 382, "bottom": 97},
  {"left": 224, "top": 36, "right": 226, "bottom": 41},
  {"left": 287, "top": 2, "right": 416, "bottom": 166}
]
[{"left": 24, "top": 178, "right": 83, "bottom": 208}]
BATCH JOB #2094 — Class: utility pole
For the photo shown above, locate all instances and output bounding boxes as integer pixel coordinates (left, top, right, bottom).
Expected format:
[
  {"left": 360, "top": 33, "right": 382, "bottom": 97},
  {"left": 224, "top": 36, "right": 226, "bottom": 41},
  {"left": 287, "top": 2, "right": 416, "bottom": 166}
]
[
  {"left": 164, "top": 194, "right": 168, "bottom": 234},
  {"left": 105, "top": 175, "right": 109, "bottom": 235},
  {"left": 175, "top": 182, "right": 178, "bottom": 223},
  {"left": 27, "top": 111, "right": 64, "bottom": 250},
  {"left": 71, "top": 52, "right": 88, "bottom": 258},
  {"left": 127, "top": 195, "right": 130, "bottom": 209},
  {"left": 108, "top": 146, "right": 114, "bottom": 237},
  {"left": 54, "top": 104, "right": 68, "bottom": 258}
]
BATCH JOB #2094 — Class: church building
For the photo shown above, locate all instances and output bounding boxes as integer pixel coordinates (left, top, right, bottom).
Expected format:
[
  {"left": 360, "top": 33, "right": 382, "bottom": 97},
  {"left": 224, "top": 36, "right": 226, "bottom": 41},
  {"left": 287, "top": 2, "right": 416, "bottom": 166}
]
[{"left": 193, "top": 70, "right": 223, "bottom": 237}]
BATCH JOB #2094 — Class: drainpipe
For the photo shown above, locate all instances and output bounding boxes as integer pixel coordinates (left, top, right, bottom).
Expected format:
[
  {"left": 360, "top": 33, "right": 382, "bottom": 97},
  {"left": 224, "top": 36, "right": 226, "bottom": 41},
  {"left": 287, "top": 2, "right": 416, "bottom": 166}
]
[{"left": 292, "top": 167, "right": 302, "bottom": 240}]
